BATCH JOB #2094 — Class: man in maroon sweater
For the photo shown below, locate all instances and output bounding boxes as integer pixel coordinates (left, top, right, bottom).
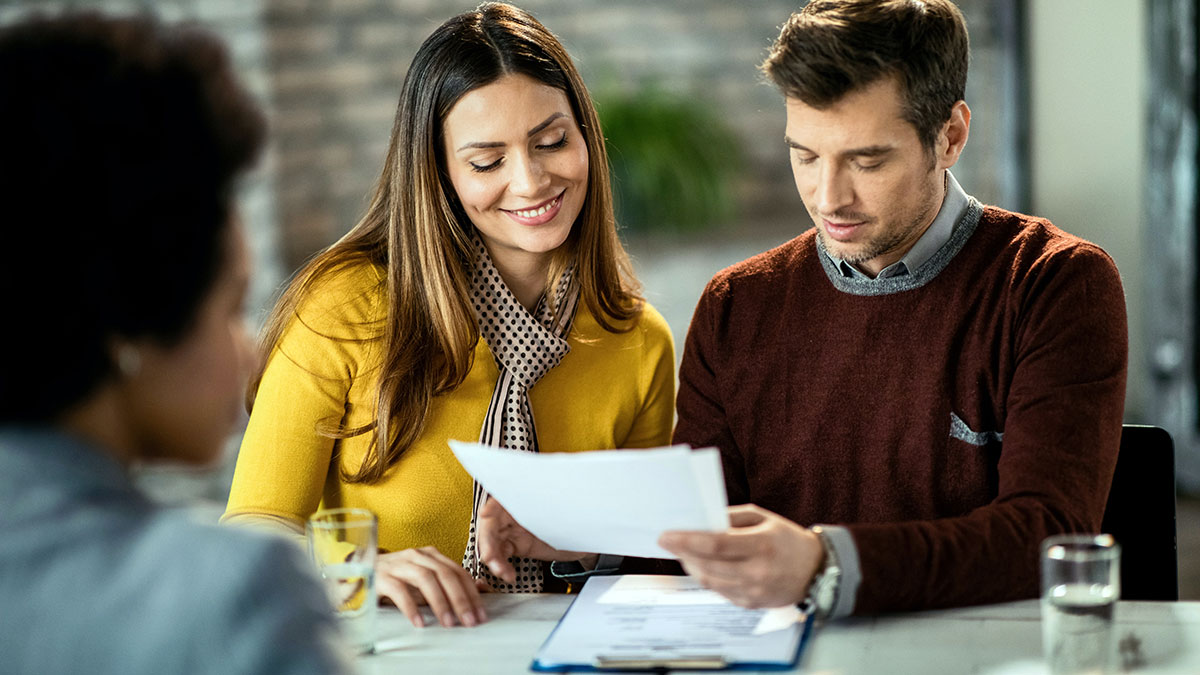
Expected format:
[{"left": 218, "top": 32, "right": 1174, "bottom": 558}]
[{"left": 659, "top": 0, "right": 1127, "bottom": 618}]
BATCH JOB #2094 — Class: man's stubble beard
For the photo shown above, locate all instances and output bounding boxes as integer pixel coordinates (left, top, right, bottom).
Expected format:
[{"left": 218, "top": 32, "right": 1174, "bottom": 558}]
[{"left": 811, "top": 170, "right": 944, "bottom": 267}]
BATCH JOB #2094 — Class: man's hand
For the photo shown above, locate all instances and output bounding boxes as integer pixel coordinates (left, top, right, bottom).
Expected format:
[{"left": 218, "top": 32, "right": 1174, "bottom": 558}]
[
  {"left": 477, "top": 498, "right": 596, "bottom": 583},
  {"left": 658, "top": 503, "right": 825, "bottom": 608},
  {"left": 376, "top": 547, "right": 488, "bottom": 628}
]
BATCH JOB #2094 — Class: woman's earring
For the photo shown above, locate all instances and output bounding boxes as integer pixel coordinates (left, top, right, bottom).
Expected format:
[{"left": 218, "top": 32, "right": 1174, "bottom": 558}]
[{"left": 116, "top": 344, "right": 142, "bottom": 378}]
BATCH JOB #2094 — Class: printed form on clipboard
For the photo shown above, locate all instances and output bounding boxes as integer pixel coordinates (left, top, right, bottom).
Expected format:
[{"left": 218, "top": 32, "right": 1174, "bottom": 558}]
[{"left": 532, "top": 574, "right": 813, "bottom": 672}]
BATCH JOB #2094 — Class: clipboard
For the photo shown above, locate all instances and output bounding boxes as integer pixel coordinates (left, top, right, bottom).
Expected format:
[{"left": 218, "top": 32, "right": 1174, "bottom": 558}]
[{"left": 531, "top": 575, "right": 814, "bottom": 672}]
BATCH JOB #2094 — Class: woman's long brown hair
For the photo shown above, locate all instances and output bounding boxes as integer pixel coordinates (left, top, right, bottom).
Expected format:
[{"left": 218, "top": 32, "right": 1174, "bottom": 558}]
[{"left": 247, "top": 2, "right": 643, "bottom": 483}]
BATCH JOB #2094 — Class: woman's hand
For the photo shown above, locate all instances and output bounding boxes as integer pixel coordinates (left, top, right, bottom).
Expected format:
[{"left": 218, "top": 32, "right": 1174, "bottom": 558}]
[
  {"left": 375, "top": 547, "right": 489, "bottom": 628},
  {"left": 476, "top": 498, "right": 597, "bottom": 583}
]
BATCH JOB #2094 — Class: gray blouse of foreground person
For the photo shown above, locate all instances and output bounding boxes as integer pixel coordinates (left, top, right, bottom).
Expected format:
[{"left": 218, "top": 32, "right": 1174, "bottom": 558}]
[{"left": 0, "top": 428, "right": 353, "bottom": 675}]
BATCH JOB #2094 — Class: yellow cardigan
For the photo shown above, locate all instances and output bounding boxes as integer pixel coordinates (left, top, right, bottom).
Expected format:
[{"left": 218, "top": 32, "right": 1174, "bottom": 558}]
[{"left": 224, "top": 261, "right": 675, "bottom": 560}]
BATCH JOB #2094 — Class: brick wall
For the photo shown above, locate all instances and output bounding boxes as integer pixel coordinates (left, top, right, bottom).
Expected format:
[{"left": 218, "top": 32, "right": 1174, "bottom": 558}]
[
  {"left": 258, "top": 0, "right": 1022, "bottom": 273},
  {"left": 256, "top": 1, "right": 792, "bottom": 270},
  {"left": 1, "top": 0, "right": 1023, "bottom": 292}
]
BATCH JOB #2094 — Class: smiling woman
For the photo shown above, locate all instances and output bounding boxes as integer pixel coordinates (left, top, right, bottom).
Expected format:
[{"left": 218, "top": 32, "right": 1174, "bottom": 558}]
[
  {"left": 222, "top": 2, "right": 675, "bottom": 631},
  {"left": 442, "top": 74, "right": 590, "bottom": 309}
]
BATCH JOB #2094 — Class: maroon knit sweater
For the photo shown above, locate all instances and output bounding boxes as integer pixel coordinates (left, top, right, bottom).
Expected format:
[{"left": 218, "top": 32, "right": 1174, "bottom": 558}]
[{"left": 673, "top": 204, "right": 1128, "bottom": 614}]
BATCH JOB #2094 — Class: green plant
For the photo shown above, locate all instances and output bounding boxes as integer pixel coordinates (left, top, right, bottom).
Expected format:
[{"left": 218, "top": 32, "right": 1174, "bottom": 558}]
[{"left": 596, "top": 88, "right": 742, "bottom": 233}]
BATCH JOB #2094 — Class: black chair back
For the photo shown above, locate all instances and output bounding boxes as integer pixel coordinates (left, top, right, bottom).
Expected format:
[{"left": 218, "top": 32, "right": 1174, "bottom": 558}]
[{"left": 1100, "top": 424, "right": 1178, "bottom": 601}]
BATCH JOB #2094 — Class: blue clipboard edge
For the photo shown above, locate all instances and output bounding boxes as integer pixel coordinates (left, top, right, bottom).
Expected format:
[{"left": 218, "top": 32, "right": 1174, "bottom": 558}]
[{"left": 528, "top": 590, "right": 816, "bottom": 672}]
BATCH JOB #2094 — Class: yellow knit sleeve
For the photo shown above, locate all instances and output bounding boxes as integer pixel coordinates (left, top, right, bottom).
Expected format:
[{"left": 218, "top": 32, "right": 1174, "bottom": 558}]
[
  {"left": 224, "top": 262, "right": 385, "bottom": 526},
  {"left": 619, "top": 302, "right": 676, "bottom": 449}
]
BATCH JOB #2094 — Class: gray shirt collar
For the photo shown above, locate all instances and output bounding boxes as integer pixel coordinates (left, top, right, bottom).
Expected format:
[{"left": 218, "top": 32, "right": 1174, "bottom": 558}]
[
  {"left": 0, "top": 426, "right": 137, "bottom": 501},
  {"left": 827, "top": 170, "right": 970, "bottom": 279}
]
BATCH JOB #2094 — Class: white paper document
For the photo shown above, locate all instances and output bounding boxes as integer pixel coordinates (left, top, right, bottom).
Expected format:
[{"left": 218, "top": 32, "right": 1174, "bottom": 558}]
[
  {"left": 448, "top": 441, "right": 728, "bottom": 559},
  {"left": 597, "top": 575, "right": 807, "bottom": 636},
  {"left": 532, "top": 575, "right": 811, "bottom": 672},
  {"left": 596, "top": 574, "right": 731, "bottom": 606}
]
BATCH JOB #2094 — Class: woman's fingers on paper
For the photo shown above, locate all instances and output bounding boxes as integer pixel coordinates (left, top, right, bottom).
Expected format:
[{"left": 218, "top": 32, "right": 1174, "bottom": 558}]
[{"left": 480, "top": 497, "right": 587, "bottom": 565}]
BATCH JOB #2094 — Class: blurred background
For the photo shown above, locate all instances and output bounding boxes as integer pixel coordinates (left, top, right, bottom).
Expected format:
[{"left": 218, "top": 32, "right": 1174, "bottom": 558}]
[{"left": 2, "top": 0, "right": 1195, "bottom": 596}]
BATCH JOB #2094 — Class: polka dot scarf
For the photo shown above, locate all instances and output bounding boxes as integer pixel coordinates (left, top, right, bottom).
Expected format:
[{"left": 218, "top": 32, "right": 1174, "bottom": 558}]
[{"left": 462, "top": 234, "right": 580, "bottom": 592}]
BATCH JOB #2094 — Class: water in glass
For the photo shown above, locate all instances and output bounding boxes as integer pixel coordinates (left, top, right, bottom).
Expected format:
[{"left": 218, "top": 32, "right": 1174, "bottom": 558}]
[{"left": 1042, "top": 582, "right": 1116, "bottom": 674}]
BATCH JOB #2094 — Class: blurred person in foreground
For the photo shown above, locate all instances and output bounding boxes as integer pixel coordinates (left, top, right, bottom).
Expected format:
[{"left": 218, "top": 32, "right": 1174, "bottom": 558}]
[
  {"left": 222, "top": 1, "right": 674, "bottom": 629},
  {"left": 660, "top": 0, "right": 1127, "bottom": 618},
  {"left": 0, "top": 13, "right": 350, "bottom": 673}
]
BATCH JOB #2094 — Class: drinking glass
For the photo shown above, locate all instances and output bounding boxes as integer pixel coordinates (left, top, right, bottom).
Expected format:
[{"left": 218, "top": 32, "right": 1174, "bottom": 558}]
[
  {"left": 1041, "top": 534, "right": 1121, "bottom": 675},
  {"left": 307, "top": 508, "right": 378, "bottom": 654}
]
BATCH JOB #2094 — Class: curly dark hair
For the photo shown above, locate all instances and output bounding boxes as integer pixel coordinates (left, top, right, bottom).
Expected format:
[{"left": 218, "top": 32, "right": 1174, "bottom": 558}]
[{"left": 0, "top": 12, "right": 266, "bottom": 422}]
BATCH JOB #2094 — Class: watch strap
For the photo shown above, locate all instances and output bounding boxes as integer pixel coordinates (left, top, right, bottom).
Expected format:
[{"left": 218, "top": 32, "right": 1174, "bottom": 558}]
[{"left": 807, "top": 525, "right": 842, "bottom": 619}]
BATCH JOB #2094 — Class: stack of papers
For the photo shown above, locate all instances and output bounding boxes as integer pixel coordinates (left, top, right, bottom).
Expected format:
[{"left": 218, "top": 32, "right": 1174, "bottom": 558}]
[
  {"left": 448, "top": 442, "right": 729, "bottom": 559},
  {"left": 450, "top": 444, "right": 812, "bottom": 671}
]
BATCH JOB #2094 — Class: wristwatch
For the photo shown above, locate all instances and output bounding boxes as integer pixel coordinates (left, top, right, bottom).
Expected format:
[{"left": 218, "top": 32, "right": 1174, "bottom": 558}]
[{"left": 805, "top": 525, "right": 842, "bottom": 619}]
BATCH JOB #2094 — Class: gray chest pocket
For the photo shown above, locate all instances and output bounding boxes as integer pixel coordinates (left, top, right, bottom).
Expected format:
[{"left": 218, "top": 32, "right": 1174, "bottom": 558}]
[{"left": 950, "top": 411, "right": 1004, "bottom": 446}]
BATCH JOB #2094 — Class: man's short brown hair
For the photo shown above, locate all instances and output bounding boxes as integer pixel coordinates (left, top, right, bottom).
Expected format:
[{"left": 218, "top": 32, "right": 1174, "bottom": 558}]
[{"left": 762, "top": 0, "right": 969, "bottom": 150}]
